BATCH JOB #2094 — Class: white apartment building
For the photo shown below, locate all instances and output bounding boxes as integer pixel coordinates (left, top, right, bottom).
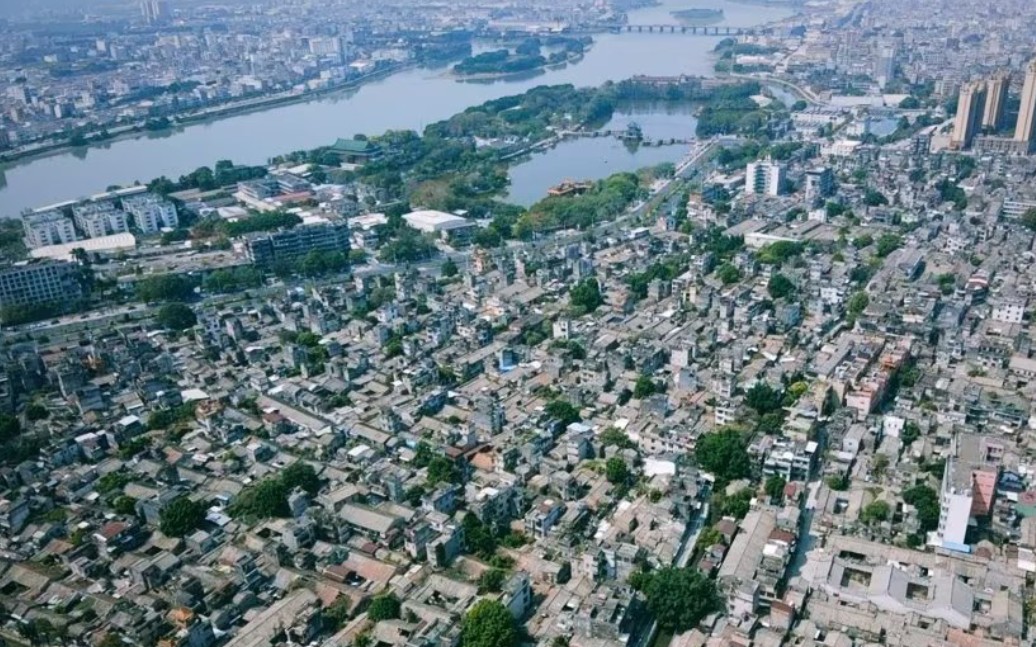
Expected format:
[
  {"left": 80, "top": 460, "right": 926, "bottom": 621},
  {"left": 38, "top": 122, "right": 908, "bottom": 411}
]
[
  {"left": 991, "top": 297, "right": 1026, "bottom": 324},
  {"left": 745, "top": 159, "right": 787, "bottom": 196},
  {"left": 122, "top": 194, "right": 179, "bottom": 234},
  {"left": 72, "top": 202, "right": 129, "bottom": 239},
  {"left": 22, "top": 210, "right": 78, "bottom": 249}
]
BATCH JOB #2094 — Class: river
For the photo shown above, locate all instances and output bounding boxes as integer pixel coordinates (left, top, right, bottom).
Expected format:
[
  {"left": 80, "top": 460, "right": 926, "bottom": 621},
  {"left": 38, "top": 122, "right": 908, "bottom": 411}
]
[{"left": 0, "top": 0, "right": 796, "bottom": 218}]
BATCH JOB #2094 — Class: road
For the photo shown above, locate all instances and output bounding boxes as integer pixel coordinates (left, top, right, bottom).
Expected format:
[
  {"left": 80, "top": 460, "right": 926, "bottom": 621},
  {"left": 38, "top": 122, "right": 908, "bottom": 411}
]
[{"left": 724, "top": 72, "right": 823, "bottom": 106}]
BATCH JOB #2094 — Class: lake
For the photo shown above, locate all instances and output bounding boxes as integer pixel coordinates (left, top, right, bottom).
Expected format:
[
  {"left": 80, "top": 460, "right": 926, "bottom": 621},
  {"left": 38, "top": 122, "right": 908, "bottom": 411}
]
[
  {"left": 0, "top": 0, "right": 796, "bottom": 217},
  {"left": 506, "top": 106, "right": 698, "bottom": 206}
]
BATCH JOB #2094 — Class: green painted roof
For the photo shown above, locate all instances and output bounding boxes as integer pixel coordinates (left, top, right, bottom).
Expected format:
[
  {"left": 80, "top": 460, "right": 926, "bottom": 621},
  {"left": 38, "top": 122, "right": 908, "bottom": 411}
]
[{"left": 331, "top": 138, "right": 375, "bottom": 153}]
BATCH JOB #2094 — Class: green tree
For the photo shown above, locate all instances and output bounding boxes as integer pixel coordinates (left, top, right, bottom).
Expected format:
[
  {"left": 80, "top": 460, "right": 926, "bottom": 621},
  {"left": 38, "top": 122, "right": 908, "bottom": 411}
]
[
  {"left": 478, "top": 568, "right": 508, "bottom": 593},
  {"left": 903, "top": 484, "right": 940, "bottom": 531},
  {"left": 767, "top": 274, "right": 795, "bottom": 300},
  {"left": 25, "top": 403, "right": 49, "bottom": 421},
  {"left": 860, "top": 500, "right": 890, "bottom": 524},
  {"left": 461, "top": 599, "right": 518, "bottom": 647},
  {"left": 716, "top": 262, "right": 741, "bottom": 285},
  {"left": 639, "top": 567, "right": 722, "bottom": 632},
  {"left": 281, "top": 462, "right": 321, "bottom": 496},
  {"left": 229, "top": 477, "right": 290, "bottom": 519},
  {"left": 114, "top": 495, "right": 138, "bottom": 516},
  {"left": 156, "top": 302, "right": 197, "bottom": 331},
  {"left": 764, "top": 475, "right": 786, "bottom": 501},
  {"left": 875, "top": 233, "right": 902, "bottom": 258},
  {"left": 901, "top": 421, "right": 921, "bottom": 446},
  {"left": 159, "top": 496, "right": 207, "bottom": 537},
  {"left": 695, "top": 427, "right": 751, "bottom": 484},
  {"left": 826, "top": 474, "right": 849, "bottom": 491},
  {"left": 367, "top": 594, "right": 401, "bottom": 622},
  {"left": 1021, "top": 208, "right": 1036, "bottom": 232},
  {"left": 605, "top": 457, "right": 630, "bottom": 485},
  {"left": 137, "top": 273, "right": 196, "bottom": 302},
  {"left": 847, "top": 291, "right": 869, "bottom": 317},
  {"left": 745, "top": 382, "right": 783, "bottom": 415},
  {"left": 545, "top": 400, "right": 580, "bottom": 427},
  {"left": 633, "top": 375, "right": 658, "bottom": 399},
  {"left": 0, "top": 414, "right": 21, "bottom": 442},
  {"left": 441, "top": 257, "right": 459, "bottom": 278},
  {"left": 599, "top": 427, "right": 636, "bottom": 449},
  {"left": 427, "top": 456, "right": 460, "bottom": 485},
  {"left": 570, "top": 278, "right": 604, "bottom": 314}
]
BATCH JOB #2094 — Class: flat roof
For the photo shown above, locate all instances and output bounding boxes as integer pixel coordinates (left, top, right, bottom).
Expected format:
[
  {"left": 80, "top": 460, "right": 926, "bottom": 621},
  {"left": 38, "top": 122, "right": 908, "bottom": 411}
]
[
  {"left": 403, "top": 209, "right": 470, "bottom": 231},
  {"left": 29, "top": 232, "right": 136, "bottom": 262}
]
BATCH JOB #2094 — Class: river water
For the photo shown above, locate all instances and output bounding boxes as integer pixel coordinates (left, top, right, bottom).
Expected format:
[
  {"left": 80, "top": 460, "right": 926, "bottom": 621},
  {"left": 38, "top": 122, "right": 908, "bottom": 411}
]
[{"left": 0, "top": 0, "right": 795, "bottom": 217}]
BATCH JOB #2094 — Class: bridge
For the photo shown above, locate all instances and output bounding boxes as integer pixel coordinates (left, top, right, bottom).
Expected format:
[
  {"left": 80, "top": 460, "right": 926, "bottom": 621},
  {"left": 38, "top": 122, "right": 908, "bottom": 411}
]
[{"left": 610, "top": 24, "right": 754, "bottom": 36}]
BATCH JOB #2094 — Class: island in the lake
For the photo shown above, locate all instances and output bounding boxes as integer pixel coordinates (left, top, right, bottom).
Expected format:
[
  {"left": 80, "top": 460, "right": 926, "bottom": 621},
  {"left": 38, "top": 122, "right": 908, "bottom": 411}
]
[
  {"left": 670, "top": 7, "right": 725, "bottom": 25},
  {"left": 451, "top": 36, "right": 591, "bottom": 79}
]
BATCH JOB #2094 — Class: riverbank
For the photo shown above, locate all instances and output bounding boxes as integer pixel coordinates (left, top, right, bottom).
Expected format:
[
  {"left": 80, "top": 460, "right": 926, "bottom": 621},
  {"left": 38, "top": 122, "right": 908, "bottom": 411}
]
[{"left": 0, "top": 63, "right": 412, "bottom": 168}]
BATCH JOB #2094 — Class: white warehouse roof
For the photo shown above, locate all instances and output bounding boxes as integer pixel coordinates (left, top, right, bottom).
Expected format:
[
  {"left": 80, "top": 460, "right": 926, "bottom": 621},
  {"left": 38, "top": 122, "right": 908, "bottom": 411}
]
[{"left": 403, "top": 209, "right": 471, "bottom": 232}]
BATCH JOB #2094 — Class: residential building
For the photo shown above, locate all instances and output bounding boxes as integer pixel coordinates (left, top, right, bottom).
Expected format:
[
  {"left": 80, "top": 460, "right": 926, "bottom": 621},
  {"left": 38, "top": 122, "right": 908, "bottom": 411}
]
[
  {"left": 72, "top": 202, "right": 129, "bottom": 239},
  {"left": 745, "top": 159, "right": 787, "bottom": 196},
  {"left": 0, "top": 260, "right": 84, "bottom": 310},
  {"left": 951, "top": 81, "right": 986, "bottom": 150},
  {"left": 1015, "top": 60, "right": 1036, "bottom": 149},
  {"left": 246, "top": 220, "right": 350, "bottom": 268},
  {"left": 122, "top": 194, "right": 179, "bottom": 234},
  {"left": 23, "top": 210, "right": 79, "bottom": 249}
]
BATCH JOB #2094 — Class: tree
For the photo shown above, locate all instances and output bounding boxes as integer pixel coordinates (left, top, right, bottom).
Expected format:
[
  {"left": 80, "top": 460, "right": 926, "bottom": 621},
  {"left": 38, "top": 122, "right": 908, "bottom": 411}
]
[
  {"left": 441, "top": 257, "right": 459, "bottom": 278},
  {"left": 633, "top": 375, "right": 658, "bottom": 399},
  {"left": 640, "top": 567, "right": 722, "bottom": 632},
  {"left": 903, "top": 484, "right": 940, "bottom": 531},
  {"left": 860, "top": 500, "right": 890, "bottom": 524},
  {"left": 0, "top": 414, "right": 21, "bottom": 442},
  {"left": 137, "top": 273, "right": 196, "bottom": 302},
  {"left": 114, "top": 495, "right": 138, "bottom": 516},
  {"left": 716, "top": 262, "right": 741, "bottom": 285},
  {"left": 281, "top": 462, "right": 321, "bottom": 496},
  {"left": 875, "top": 233, "right": 902, "bottom": 258},
  {"left": 901, "top": 421, "right": 921, "bottom": 446},
  {"left": 570, "top": 278, "right": 604, "bottom": 314},
  {"left": 767, "top": 274, "right": 795, "bottom": 300},
  {"left": 863, "top": 188, "right": 888, "bottom": 206},
  {"left": 826, "top": 474, "right": 849, "bottom": 491},
  {"left": 156, "top": 302, "right": 197, "bottom": 331},
  {"left": 599, "top": 427, "right": 636, "bottom": 450},
  {"left": 872, "top": 454, "right": 889, "bottom": 479},
  {"left": 847, "top": 291, "right": 869, "bottom": 317},
  {"left": 367, "top": 594, "right": 401, "bottom": 621},
  {"left": 605, "top": 457, "right": 630, "bottom": 485},
  {"left": 25, "top": 403, "right": 49, "bottom": 421},
  {"left": 545, "top": 399, "right": 580, "bottom": 427},
  {"left": 427, "top": 456, "right": 460, "bottom": 485},
  {"left": 695, "top": 427, "right": 751, "bottom": 484},
  {"left": 159, "top": 496, "right": 207, "bottom": 537},
  {"left": 461, "top": 599, "right": 518, "bottom": 647},
  {"left": 1021, "top": 208, "right": 1036, "bottom": 232},
  {"left": 478, "top": 568, "right": 507, "bottom": 593},
  {"left": 764, "top": 475, "right": 787, "bottom": 501},
  {"left": 745, "top": 382, "right": 783, "bottom": 415}
]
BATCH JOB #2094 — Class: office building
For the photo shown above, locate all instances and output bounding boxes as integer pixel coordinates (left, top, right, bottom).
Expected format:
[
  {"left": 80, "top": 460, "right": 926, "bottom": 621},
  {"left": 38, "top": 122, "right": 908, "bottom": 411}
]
[
  {"left": 22, "top": 210, "right": 78, "bottom": 249},
  {"left": 1015, "top": 61, "right": 1036, "bottom": 151},
  {"left": 0, "top": 260, "right": 84, "bottom": 311},
  {"left": 803, "top": 167, "right": 835, "bottom": 204},
  {"left": 983, "top": 71, "right": 1010, "bottom": 131},
  {"left": 140, "top": 0, "right": 169, "bottom": 24},
  {"left": 122, "top": 194, "right": 179, "bottom": 234},
  {"left": 745, "top": 159, "right": 787, "bottom": 197},
  {"left": 936, "top": 435, "right": 1002, "bottom": 553},
  {"left": 873, "top": 44, "right": 896, "bottom": 90},
  {"left": 950, "top": 81, "right": 986, "bottom": 150},
  {"left": 72, "top": 202, "right": 129, "bottom": 239},
  {"left": 246, "top": 220, "right": 350, "bottom": 268}
]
